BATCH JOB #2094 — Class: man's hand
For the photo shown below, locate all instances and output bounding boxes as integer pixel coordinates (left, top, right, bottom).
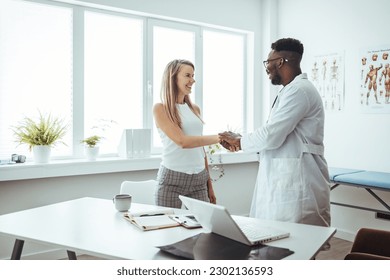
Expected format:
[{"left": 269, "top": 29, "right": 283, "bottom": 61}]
[{"left": 219, "top": 131, "right": 242, "bottom": 152}]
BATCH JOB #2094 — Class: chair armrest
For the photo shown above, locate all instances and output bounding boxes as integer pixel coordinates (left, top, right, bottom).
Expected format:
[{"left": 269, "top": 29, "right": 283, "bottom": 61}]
[{"left": 345, "top": 252, "right": 390, "bottom": 260}]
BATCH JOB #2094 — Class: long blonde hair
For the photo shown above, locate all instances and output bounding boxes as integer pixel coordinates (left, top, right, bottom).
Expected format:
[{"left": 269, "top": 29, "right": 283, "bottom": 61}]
[{"left": 160, "top": 59, "right": 203, "bottom": 128}]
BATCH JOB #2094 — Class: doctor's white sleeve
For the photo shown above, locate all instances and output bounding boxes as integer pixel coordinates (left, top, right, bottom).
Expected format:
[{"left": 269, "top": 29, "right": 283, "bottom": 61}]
[{"left": 241, "top": 85, "right": 310, "bottom": 153}]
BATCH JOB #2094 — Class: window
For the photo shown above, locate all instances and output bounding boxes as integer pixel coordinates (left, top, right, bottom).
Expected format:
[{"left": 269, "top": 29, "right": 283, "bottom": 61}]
[
  {"left": 149, "top": 20, "right": 197, "bottom": 149},
  {"left": 0, "top": 0, "right": 73, "bottom": 158},
  {"left": 203, "top": 30, "right": 246, "bottom": 135},
  {"left": 0, "top": 0, "right": 250, "bottom": 160},
  {"left": 84, "top": 11, "right": 143, "bottom": 154}
]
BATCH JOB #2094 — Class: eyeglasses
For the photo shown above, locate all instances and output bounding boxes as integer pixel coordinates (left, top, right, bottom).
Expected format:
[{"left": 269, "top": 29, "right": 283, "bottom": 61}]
[{"left": 263, "top": 57, "right": 289, "bottom": 68}]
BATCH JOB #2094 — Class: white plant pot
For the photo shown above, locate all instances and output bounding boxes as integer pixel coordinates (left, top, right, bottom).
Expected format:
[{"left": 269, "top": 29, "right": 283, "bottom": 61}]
[
  {"left": 33, "top": 145, "right": 51, "bottom": 164},
  {"left": 85, "top": 146, "right": 99, "bottom": 161}
]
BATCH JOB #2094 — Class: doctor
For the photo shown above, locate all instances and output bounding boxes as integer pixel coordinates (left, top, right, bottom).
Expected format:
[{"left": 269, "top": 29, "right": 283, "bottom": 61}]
[{"left": 220, "top": 38, "right": 331, "bottom": 227}]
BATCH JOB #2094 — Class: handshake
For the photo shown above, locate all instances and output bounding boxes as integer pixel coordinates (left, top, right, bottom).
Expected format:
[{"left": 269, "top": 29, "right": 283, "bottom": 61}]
[{"left": 218, "top": 131, "right": 242, "bottom": 152}]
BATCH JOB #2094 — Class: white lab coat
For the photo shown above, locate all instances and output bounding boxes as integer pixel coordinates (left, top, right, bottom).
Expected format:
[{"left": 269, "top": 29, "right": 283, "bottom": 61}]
[{"left": 242, "top": 73, "right": 331, "bottom": 227}]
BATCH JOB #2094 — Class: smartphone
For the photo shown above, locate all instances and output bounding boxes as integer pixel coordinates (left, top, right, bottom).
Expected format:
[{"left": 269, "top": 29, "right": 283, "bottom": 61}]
[{"left": 169, "top": 214, "right": 202, "bottom": 229}]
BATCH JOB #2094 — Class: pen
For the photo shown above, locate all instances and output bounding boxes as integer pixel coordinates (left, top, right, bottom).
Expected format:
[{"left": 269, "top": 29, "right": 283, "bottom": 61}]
[{"left": 140, "top": 213, "right": 165, "bottom": 217}]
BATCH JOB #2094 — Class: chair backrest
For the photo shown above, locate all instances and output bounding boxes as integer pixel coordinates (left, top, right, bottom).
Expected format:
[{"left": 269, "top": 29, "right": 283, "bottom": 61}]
[
  {"left": 120, "top": 180, "right": 157, "bottom": 205},
  {"left": 344, "top": 227, "right": 390, "bottom": 260}
]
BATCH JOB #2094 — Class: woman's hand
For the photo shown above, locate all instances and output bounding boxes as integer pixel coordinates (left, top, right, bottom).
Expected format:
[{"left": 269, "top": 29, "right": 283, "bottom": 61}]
[{"left": 207, "top": 180, "right": 217, "bottom": 204}]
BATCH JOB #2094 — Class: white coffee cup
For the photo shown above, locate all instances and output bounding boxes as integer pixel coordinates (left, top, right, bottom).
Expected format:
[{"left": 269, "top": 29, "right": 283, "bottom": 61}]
[{"left": 113, "top": 194, "right": 132, "bottom": 212}]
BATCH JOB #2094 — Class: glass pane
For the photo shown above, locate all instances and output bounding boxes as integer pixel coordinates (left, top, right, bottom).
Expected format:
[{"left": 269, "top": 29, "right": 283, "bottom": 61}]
[
  {"left": 203, "top": 30, "right": 245, "bottom": 135},
  {"left": 0, "top": 0, "right": 73, "bottom": 159},
  {"left": 152, "top": 26, "right": 195, "bottom": 147},
  {"left": 84, "top": 12, "right": 143, "bottom": 154}
]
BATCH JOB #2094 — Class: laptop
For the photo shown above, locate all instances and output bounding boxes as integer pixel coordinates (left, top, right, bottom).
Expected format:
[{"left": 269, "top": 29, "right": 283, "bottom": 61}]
[{"left": 179, "top": 195, "right": 290, "bottom": 246}]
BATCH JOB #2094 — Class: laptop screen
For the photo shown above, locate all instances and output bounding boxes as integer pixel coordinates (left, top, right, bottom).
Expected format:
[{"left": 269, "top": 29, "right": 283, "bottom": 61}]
[{"left": 179, "top": 195, "right": 289, "bottom": 245}]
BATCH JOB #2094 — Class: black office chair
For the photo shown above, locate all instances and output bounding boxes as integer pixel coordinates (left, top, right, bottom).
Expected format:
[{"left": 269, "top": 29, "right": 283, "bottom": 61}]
[{"left": 344, "top": 228, "right": 390, "bottom": 260}]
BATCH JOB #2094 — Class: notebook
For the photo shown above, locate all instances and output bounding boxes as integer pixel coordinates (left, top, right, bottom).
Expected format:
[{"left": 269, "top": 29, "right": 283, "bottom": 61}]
[{"left": 179, "top": 195, "right": 290, "bottom": 246}]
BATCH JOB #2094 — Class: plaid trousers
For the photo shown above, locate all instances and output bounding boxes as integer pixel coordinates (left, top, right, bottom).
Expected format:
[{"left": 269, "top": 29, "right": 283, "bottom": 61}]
[{"left": 156, "top": 165, "right": 209, "bottom": 208}]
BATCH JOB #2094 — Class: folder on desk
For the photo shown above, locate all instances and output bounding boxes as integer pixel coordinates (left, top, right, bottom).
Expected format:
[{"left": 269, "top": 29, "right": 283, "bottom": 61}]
[{"left": 124, "top": 208, "right": 180, "bottom": 231}]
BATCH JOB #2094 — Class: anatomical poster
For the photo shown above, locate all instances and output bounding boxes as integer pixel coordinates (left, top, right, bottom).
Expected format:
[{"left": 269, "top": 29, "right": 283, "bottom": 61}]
[
  {"left": 309, "top": 52, "right": 345, "bottom": 112},
  {"left": 359, "top": 46, "right": 390, "bottom": 113}
]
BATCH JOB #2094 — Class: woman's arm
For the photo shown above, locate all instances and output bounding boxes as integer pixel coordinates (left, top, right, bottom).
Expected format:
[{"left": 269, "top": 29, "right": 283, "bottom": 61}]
[
  {"left": 204, "top": 153, "right": 216, "bottom": 204},
  {"left": 153, "top": 103, "right": 220, "bottom": 148}
]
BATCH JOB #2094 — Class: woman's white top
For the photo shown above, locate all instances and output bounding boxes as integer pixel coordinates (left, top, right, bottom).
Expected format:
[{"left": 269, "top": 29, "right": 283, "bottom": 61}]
[{"left": 158, "top": 103, "right": 205, "bottom": 174}]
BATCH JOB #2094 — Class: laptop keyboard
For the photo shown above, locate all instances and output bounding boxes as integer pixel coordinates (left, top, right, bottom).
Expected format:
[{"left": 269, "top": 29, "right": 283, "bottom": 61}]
[{"left": 239, "top": 222, "right": 270, "bottom": 240}]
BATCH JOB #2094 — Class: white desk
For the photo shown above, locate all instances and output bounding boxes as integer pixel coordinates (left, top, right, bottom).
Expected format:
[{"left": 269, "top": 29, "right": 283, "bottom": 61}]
[{"left": 0, "top": 197, "right": 336, "bottom": 260}]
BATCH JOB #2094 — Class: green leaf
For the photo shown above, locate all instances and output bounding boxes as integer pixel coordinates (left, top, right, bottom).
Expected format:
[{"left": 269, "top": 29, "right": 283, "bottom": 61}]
[{"left": 11, "top": 111, "right": 68, "bottom": 151}]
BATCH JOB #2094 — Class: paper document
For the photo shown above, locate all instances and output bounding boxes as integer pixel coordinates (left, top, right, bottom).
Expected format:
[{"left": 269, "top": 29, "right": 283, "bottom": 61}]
[{"left": 124, "top": 208, "right": 179, "bottom": 231}]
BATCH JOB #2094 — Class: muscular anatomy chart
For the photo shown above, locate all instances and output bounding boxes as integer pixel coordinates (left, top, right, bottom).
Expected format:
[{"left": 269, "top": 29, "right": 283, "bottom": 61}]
[{"left": 360, "top": 46, "right": 390, "bottom": 113}]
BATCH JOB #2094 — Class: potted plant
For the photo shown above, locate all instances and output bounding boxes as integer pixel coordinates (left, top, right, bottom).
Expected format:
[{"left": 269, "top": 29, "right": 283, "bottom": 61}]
[
  {"left": 12, "top": 112, "right": 68, "bottom": 163},
  {"left": 80, "top": 135, "right": 101, "bottom": 161},
  {"left": 80, "top": 119, "right": 117, "bottom": 161}
]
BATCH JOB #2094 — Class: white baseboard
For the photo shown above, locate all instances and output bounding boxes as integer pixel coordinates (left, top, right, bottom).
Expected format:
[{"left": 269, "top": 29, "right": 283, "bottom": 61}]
[{"left": 333, "top": 229, "right": 355, "bottom": 242}]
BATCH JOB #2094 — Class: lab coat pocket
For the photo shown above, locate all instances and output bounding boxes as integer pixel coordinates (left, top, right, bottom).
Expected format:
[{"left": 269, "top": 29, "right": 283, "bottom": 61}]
[{"left": 269, "top": 157, "right": 303, "bottom": 202}]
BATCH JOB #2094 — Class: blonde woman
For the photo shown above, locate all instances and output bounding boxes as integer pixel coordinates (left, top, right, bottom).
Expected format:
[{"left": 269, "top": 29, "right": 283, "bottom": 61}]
[{"left": 153, "top": 59, "right": 220, "bottom": 208}]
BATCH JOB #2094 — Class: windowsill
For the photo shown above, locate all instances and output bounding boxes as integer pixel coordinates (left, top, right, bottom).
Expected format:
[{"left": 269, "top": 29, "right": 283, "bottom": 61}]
[{"left": 0, "top": 152, "right": 258, "bottom": 182}]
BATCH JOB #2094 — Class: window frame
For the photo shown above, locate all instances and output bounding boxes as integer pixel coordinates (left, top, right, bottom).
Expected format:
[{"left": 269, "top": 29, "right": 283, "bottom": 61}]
[
  {"left": 146, "top": 18, "right": 202, "bottom": 154},
  {"left": 201, "top": 27, "right": 250, "bottom": 135},
  {"left": 0, "top": 0, "right": 252, "bottom": 160}
]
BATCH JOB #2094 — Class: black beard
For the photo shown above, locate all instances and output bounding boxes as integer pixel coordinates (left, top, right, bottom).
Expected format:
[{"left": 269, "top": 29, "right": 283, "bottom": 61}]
[{"left": 271, "top": 72, "right": 282, "bottom": 85}]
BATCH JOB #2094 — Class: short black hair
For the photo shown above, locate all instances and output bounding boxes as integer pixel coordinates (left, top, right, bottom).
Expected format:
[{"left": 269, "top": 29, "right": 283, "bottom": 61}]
[{"left": 271, "top": 38, "right": 304, "bottom": 56}]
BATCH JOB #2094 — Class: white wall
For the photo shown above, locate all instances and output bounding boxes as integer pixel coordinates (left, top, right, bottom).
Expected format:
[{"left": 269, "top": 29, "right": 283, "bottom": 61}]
[
  {"left": 276, "top": 0, "right": 390, "bottom": 239},
  {"left": 277, "top": 0, "right": 390, "bottom": 172}
]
